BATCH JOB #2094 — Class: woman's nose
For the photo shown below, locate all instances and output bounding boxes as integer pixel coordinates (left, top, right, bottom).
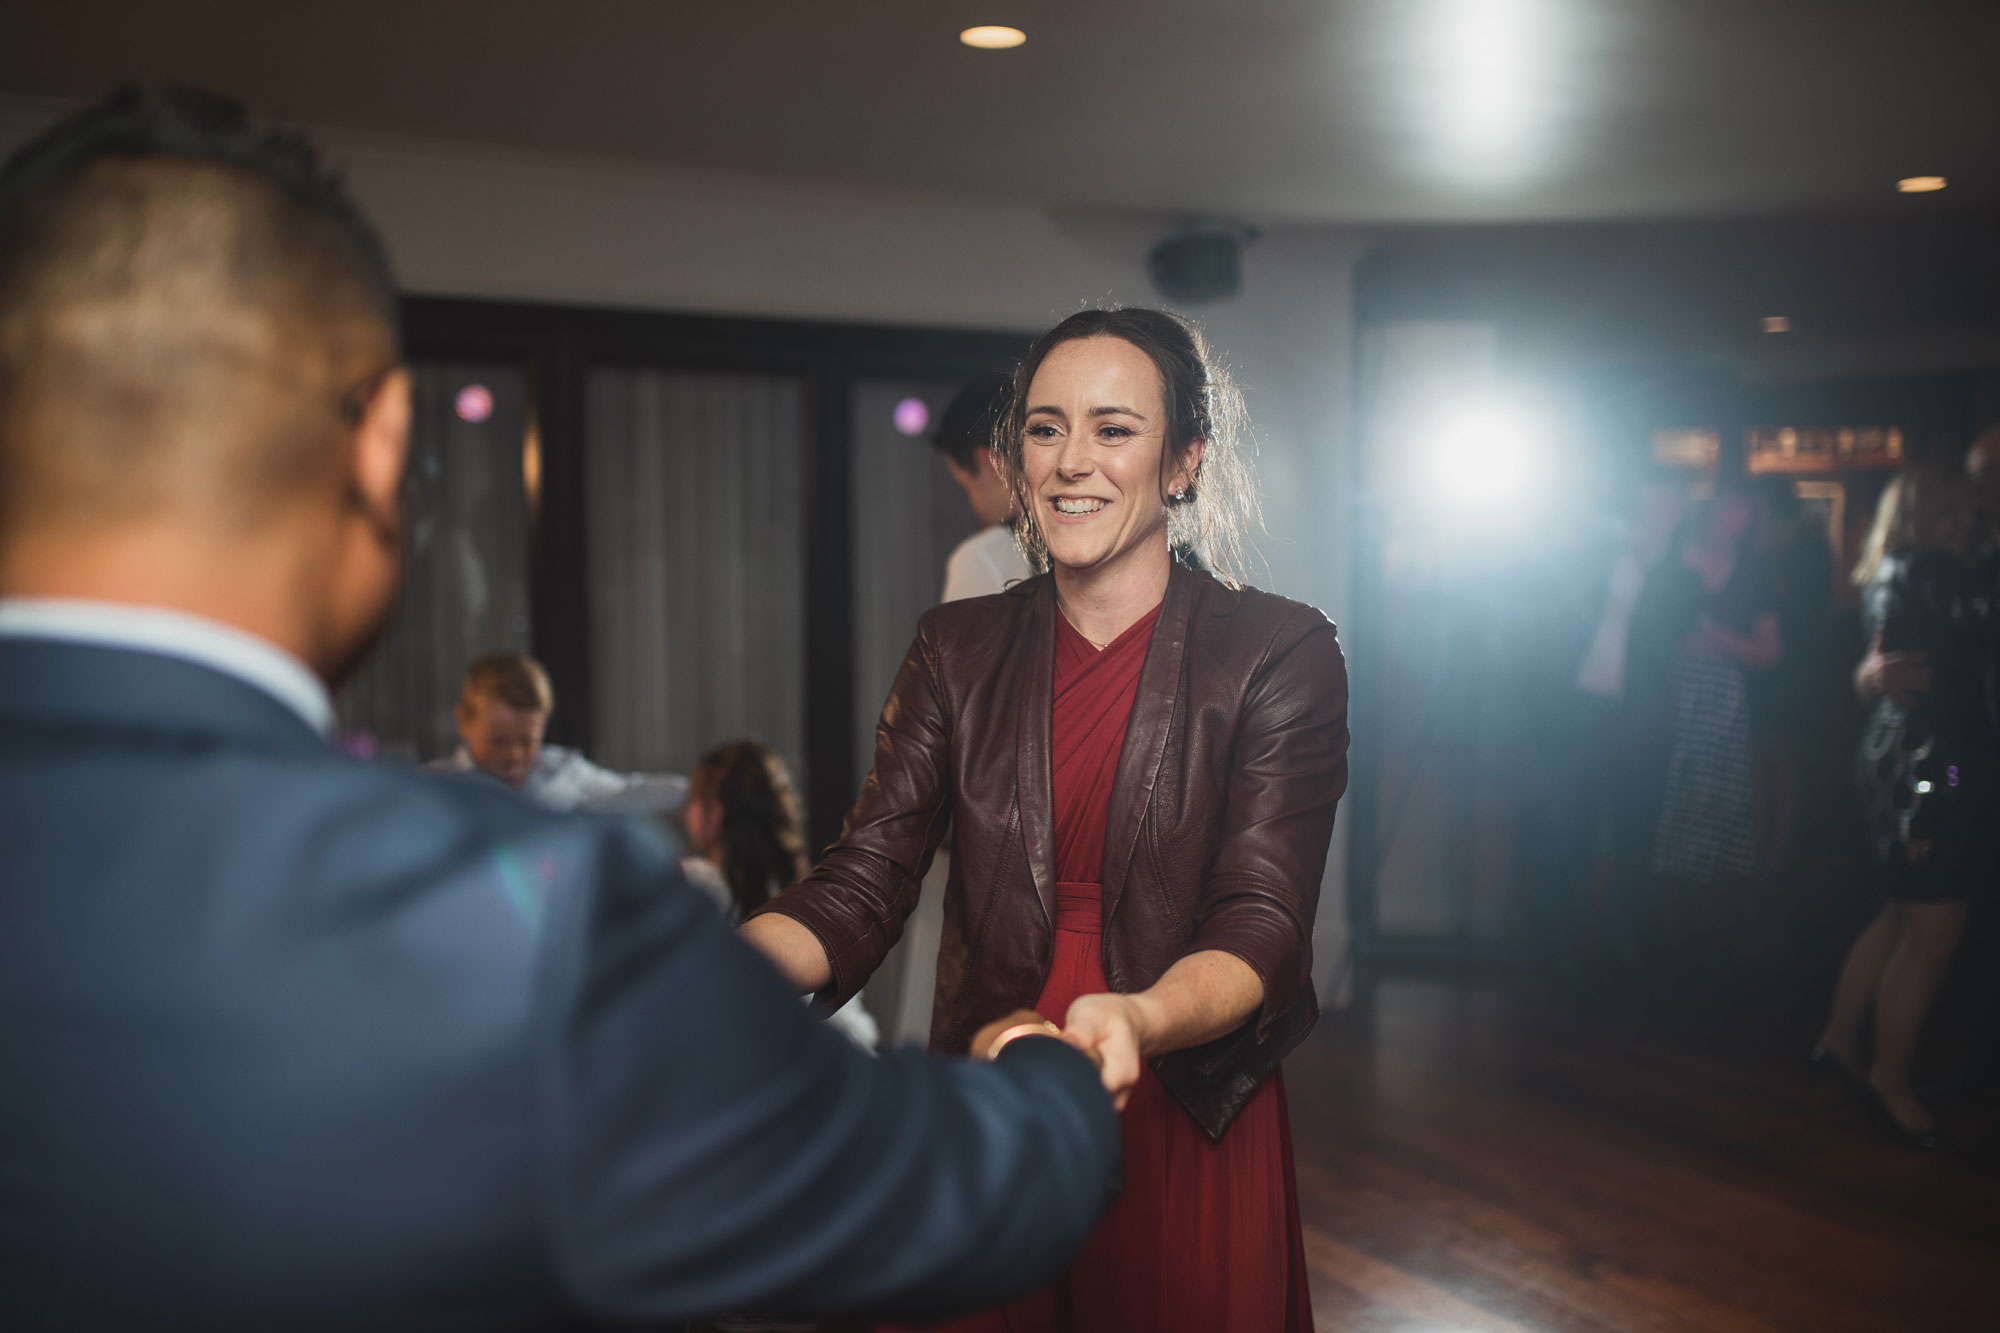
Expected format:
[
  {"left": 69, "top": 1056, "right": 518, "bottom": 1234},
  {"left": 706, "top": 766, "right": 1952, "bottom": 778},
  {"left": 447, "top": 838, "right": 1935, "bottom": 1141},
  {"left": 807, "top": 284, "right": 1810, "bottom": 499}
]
[{"left": 1053, "top": 434, "right": 1092, "bottom": 478}]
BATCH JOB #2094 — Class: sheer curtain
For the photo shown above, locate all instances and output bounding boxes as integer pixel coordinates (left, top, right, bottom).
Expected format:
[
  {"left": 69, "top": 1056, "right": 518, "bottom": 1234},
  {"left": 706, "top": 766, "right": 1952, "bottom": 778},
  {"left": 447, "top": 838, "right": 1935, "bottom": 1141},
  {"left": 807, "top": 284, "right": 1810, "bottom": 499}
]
[
  {"left": 336, "top": 362, "right": 532, "bottom": 762},
  {"left": 585, "top": 368, "right": 806, "bottom": 782}
]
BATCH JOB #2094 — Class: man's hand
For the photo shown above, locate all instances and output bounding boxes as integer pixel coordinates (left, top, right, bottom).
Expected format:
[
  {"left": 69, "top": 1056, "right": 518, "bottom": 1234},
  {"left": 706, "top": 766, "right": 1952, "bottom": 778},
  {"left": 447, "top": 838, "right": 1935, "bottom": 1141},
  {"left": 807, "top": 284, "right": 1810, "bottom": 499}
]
[
  {"left": 1060, "top": 993, "right": 1154, "bottom": 1112},
  {"left": 970, "top": 1009, "right": 1061, "bottom": 1060},
  {"left": 1856, "top": 632, "right": 1931, "bottom": 706}
]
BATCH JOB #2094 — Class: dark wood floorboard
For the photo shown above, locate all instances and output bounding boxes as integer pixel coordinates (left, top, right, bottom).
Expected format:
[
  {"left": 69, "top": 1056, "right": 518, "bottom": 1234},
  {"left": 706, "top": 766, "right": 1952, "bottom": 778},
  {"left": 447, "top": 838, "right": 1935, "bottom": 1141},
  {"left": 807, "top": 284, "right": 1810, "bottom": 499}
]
[{"left": 1287, "top": 970, "right": 2000, "bottom": 1331}]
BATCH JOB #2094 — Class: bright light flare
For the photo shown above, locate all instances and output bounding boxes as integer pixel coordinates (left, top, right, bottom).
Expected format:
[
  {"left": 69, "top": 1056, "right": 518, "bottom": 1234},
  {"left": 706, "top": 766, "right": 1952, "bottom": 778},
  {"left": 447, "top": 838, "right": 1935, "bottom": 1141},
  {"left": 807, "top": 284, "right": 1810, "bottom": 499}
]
[
  {"left": 1422, "top": 405, "right": 1548, "bottom": 515},
  {"left": 1897, "top": 175, "right": 1947, "bottom": 194}
]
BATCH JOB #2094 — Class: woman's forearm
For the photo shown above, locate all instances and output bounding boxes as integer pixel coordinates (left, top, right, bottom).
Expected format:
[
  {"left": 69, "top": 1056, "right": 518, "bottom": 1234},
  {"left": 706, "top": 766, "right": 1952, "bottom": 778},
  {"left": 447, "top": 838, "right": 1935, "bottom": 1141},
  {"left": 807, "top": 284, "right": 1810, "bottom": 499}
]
[
  {"left": 1126, "top": 950, "right": 1266, "bottom": 1058},
  {"left": 740, "top": 912, "right": 835, "bottom": 994}
]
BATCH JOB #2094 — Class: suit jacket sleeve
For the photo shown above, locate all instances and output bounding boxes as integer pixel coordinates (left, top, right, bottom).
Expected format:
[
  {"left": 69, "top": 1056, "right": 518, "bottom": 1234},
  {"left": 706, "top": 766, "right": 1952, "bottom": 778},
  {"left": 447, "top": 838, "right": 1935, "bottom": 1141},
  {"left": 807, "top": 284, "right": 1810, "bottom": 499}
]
[
  {"left": 1186, "top": 609, "right": 1350, "bottom": 1035},
  {"left": 535, "top": 818, "right": 1118, "bottom": 1326},
  {"left": 752, "top": 615, "right": 954, "bottom": 1008}
]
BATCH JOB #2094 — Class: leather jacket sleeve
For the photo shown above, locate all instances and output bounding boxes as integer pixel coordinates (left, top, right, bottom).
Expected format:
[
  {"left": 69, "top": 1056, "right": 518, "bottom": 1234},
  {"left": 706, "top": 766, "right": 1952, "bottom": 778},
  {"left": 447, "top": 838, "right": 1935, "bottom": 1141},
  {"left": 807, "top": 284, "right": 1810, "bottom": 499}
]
[
  {"left": 1185, "top": 609, "right": 1349, "bottom": 1035},
  {"left": 753, "top": 614, "right": 954, "bottom": 1009}
]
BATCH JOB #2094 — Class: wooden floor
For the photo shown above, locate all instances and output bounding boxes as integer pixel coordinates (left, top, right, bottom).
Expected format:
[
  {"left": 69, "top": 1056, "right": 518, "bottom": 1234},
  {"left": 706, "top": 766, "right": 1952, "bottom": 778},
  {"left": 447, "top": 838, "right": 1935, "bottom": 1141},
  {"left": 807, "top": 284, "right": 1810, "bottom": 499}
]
[{"left": 1285, "top": 970, "right": 2000, "bottom": 1332}]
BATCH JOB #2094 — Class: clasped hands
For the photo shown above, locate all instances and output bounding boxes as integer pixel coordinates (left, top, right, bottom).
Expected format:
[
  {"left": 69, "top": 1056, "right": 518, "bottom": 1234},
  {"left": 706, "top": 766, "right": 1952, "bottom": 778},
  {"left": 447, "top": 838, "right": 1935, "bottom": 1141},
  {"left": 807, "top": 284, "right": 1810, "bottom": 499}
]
[{"left": 971, "top": 993, "right": 1152, "bottom": 1111}]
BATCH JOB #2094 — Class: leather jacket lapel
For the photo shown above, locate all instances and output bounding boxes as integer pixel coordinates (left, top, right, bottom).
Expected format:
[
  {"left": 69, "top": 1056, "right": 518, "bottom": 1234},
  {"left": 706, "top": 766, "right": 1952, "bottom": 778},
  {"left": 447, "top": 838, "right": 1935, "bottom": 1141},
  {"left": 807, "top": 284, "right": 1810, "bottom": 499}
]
[
  {"left": 1015, "top": 578, "right": 1058, "bottom": 928},
  {"left": 1101, "top": 561, "right": 1193, "bottom": 927}
]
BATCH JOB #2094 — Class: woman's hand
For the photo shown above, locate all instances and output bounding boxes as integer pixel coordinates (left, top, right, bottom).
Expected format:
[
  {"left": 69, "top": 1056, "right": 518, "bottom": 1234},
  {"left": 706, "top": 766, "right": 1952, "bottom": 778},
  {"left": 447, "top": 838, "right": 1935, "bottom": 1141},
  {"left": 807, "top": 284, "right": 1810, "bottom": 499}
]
[
  {"left": 1856, "top": 631, "right": 1931, "bottom": 706},
  {"left": 1686, "top": 612, "right": 1782, "bottom": 671},
  {"left": 1061, "top": 993, "right": 1152, "bottom": 1110},
  {"left": 1060, "top": 951, "right": 1267, "bottom": 1110},
  {"left": 1683, "top": 617, "right": 1724, "bottom": 658}
]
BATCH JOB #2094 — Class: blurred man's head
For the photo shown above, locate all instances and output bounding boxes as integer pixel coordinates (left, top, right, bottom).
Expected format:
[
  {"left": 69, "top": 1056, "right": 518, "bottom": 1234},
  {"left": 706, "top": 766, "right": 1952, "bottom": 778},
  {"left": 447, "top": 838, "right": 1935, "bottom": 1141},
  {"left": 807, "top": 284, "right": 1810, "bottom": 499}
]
[
  {"left": 931, "top": 372, "right": 1015, "bottom": 529},
  {"left": 0, "top": 88, "right": 409, "bottom": 684},
  {"left": 455, "top": 653, "right": 553, "bottom": 786},
  {"left": 1965, "top": 428, "right": 2000, "bottom": 529}
]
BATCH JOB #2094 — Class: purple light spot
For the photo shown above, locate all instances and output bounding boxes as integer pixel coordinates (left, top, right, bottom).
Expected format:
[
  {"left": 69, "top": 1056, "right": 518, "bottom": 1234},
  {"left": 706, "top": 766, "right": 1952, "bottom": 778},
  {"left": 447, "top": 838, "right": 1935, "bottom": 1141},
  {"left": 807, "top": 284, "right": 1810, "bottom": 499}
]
[
  {"left": 455, "top": 384, "right": 495, "bottom": 423},
  {"left": 893, "top": 397, "right": 930, "bottom": 437},
  {"left": 1948, "top": 766, "right": 1960, "bottom": 788}
]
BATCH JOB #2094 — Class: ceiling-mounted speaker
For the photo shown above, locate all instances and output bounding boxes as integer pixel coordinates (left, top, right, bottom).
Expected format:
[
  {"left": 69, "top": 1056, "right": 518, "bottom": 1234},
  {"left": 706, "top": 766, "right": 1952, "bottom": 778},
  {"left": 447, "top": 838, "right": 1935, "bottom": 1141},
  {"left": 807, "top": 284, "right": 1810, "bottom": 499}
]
[{"left": 1147, "top": 227, "right": 1254, "bottom": 303}]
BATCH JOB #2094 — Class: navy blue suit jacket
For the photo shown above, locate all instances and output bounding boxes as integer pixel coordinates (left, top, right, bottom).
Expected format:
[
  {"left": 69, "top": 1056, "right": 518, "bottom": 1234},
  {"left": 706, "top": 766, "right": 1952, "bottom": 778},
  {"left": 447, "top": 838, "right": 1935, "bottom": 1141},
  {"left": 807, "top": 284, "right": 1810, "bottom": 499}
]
[{"left": 0, "top": 640, "right": 1121, "bottom": 1330}]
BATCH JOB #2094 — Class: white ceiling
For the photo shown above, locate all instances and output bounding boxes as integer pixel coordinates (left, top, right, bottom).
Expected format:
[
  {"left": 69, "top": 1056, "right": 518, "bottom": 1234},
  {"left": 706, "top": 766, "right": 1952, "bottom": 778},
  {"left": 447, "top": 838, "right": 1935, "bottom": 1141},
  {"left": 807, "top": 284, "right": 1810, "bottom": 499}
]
[{"left": 4, "top": 0, "right": 1998, "bottom": 225}]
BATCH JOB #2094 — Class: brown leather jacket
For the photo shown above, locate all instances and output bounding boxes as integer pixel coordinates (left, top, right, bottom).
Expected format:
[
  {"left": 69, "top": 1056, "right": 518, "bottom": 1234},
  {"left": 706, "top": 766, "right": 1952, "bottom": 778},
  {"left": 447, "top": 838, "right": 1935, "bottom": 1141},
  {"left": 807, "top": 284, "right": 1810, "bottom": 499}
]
[{"left": 757, "top": 561, "right": 1350, "bottom": 1138}]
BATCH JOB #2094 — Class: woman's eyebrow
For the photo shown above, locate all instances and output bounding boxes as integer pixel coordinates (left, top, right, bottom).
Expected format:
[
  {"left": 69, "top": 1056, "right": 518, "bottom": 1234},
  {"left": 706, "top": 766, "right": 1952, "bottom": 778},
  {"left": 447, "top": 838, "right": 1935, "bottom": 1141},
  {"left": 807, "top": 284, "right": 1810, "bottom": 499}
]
[{"left": 1090, "top": 405, "right": 1145, "bottom": 419}]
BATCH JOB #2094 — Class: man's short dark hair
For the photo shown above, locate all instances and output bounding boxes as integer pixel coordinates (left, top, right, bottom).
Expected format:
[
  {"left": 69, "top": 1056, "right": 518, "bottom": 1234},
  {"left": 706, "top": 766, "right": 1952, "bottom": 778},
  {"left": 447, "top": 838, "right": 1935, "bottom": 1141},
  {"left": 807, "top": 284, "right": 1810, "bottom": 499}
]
[
  {"left": 0, "top": 87, "right": 400, "bottom": 529},
  {"left": 930, "top": 371, "right": 1013, "bottom": 470}
]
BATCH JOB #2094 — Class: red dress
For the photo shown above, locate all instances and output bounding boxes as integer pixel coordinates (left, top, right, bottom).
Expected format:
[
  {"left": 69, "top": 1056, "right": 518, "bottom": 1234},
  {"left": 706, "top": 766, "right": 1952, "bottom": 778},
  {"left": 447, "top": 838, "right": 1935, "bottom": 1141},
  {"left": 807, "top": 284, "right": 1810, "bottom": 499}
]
[{"left": 902, "top": 606, "right": 1312, "bottom": 1333}]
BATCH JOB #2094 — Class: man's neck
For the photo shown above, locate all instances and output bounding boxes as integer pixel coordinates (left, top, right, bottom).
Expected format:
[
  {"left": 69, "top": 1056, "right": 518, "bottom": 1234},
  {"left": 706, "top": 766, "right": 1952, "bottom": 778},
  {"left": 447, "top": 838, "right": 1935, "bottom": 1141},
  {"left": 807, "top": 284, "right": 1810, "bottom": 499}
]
[
  {"left": 1051, "top": 537, "right": 1172, "bottom": 648},
  {"left": 0, "top": 526, "right": 335, "bottom": 682}
]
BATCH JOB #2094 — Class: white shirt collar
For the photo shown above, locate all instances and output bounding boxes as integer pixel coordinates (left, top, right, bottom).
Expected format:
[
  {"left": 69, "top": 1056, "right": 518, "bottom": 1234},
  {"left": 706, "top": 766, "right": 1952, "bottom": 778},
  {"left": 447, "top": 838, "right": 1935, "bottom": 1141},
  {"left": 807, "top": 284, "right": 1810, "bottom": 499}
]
[{"left": 0, "top": 598, "right": 336, "bottom": 738}]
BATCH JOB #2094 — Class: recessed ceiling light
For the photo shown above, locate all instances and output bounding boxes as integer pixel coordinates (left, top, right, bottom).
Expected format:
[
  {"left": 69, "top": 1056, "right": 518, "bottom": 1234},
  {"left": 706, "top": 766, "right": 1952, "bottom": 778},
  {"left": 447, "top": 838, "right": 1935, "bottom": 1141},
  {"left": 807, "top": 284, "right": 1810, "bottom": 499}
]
[
  {"left": 1897, "top": 175, "right": 1947, "bottom": 193},
  {"left": 960, "top": 25, "right": 1026, "bottom": 50},
  {"left": 1762, "top": 316, "right": 1792, "bottom": 334}
]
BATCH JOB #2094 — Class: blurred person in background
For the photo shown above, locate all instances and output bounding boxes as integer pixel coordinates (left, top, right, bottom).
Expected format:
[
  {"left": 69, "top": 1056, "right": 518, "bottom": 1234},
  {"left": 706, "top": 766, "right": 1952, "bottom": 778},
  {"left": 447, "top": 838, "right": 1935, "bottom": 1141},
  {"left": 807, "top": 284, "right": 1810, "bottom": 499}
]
[
  {"left": 1749, "top": 477, "right": 1835, "bottom": 872},
  {"left": 1530, "top": 467, "right": 1689, "bottom": 977},
  {"left": 744, "top": 308, "right": 1349, "bottom": 1333},
  {"left": 427, "top": 650, "right": 687, "bottom": 815},
  {"left": 1647, "top": 485, "right": 1783, "bottom": 966},
  {"left": 1853, "top": 430, "right": 2000, "bottom": 718},
  {"left": 682, "top": 739, "right": 878, "bottom": 1050},
  {"left": 1817, "top": 464, "right": 1988, "bottom": 1149},
  {"left": 934, "top": 370, "right": 1033, "bottom": 601}
]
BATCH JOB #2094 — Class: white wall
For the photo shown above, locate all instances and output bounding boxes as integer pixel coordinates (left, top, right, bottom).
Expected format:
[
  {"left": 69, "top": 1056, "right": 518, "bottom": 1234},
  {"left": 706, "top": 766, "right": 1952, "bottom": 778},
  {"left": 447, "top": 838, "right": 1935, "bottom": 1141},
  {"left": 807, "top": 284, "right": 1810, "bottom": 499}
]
[{"left": 0, "top": 111, "right": 1366, "bottom": 1003}]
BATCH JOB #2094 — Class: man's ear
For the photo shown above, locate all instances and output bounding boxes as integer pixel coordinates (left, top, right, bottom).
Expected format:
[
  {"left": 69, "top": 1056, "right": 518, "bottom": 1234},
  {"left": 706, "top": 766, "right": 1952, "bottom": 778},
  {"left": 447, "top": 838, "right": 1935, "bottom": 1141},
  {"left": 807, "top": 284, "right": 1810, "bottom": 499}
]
[
  {"left": 350, "top": 368, "right": 412, "bottom": 532},
  {"left": 454, "top": 700, "right": 476, "bottom": 741},
  {"left": 977, "top": 446, "right": 1006, "bottom": 483}
]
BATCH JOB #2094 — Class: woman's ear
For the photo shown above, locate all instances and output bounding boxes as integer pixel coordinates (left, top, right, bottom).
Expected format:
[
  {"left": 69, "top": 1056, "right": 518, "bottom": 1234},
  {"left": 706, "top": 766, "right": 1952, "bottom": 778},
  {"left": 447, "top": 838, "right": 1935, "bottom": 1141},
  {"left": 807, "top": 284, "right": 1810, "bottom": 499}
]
[{"left": 1169, "top": 438, "right": 1208, "bottom": 501}]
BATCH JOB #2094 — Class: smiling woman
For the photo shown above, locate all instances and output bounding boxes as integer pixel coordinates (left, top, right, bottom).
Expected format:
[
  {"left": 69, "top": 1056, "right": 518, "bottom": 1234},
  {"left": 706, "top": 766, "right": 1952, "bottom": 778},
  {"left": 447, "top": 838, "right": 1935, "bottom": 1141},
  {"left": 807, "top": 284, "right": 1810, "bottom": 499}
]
[{"left": 744, "top": 306, "right": 1347, "bottom": 1331}]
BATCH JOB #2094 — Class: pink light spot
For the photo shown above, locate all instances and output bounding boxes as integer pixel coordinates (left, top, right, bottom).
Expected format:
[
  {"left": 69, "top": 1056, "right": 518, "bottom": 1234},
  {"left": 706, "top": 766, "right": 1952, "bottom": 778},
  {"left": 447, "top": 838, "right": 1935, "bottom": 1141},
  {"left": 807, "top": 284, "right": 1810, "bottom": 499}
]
[
  {"left": 455, "top": 384, "right": 495, "bottom": 423},
  {"left": 893, "top": 397, "right": 930, "bottom": 437}
]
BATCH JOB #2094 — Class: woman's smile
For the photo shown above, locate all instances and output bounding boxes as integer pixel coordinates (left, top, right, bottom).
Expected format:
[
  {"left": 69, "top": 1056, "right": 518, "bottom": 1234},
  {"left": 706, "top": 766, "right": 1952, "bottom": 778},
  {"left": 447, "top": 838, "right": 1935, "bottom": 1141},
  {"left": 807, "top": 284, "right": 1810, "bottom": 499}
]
[{"left": 1049, "top": 494, "right": 1110, "bottom": 519}]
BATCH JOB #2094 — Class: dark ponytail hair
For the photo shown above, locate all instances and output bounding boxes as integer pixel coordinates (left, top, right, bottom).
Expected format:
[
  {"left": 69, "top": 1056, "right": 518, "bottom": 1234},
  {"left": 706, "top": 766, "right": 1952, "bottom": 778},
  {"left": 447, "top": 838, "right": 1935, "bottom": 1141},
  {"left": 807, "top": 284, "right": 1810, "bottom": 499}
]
[
  {"left": 687, "top": 740, "right": 809, "bottom": 920},
  {"left": 994, "top": 306, "right": 1259, "bottom": 587}
]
